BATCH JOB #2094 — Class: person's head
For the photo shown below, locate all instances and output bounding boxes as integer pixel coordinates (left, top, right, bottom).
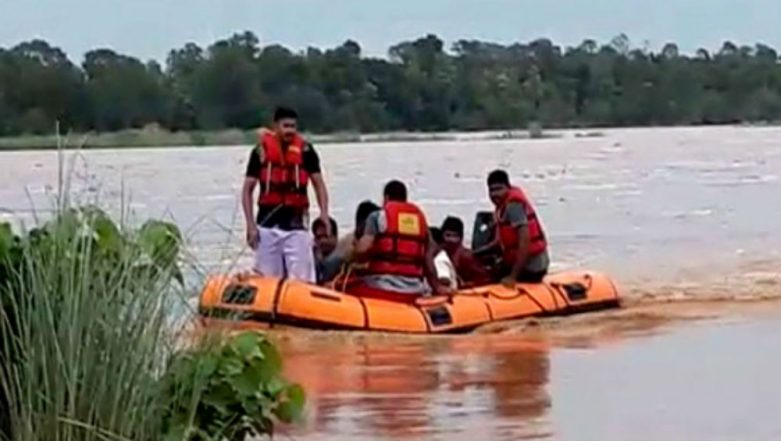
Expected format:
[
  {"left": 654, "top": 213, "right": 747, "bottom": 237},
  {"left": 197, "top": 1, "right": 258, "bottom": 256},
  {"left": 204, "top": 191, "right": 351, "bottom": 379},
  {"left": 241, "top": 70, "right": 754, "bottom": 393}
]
[
  {"left": 273, "top": 106, "right": 298, "bottom": 143},
  {"left": 441, "top": 216, "right": 464, "bottom": 252},
  {"left": 487, "top": 169, "right": 511, "bottom": 206},
  {"left": 354, "top": 200, "right": 380, "bottom": 238},
  {"left": 312, "top": 217, "right": 338, "bottom": 256},
  {"left": 383, "top": 180, "right": 408, "bottom": 203}
]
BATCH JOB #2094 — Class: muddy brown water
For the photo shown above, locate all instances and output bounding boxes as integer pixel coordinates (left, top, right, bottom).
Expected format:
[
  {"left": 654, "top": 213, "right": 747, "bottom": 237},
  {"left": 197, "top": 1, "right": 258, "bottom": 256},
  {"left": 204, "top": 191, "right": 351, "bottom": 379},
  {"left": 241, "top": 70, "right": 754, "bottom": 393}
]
[
  {"left": 277, "top": 305, "right": 781, "bottom": 441},
  {"left": 2, "top": 126, "right": 781, "bottom": 440}
]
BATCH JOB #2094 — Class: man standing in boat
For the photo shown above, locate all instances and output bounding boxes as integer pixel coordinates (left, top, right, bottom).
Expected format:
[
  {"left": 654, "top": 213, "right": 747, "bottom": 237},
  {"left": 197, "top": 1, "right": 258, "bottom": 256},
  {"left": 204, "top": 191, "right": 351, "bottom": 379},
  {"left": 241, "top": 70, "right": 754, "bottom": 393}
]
[
  {"left": 242, "top": 107, "right": 330, "bottom": 282},
  {"left": 481, "top": 169, "right": 549, "bottom": 286}
]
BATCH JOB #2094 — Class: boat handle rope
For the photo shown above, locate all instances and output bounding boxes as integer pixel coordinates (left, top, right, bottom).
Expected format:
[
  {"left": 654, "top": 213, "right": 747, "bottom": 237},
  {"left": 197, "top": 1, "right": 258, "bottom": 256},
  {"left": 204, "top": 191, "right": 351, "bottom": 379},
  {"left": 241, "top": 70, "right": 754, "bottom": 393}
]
[
  {"left": 549, "top": 273, "right": 594, "bottom": 302},
  {"left": 455, "top": 286, "right": 530, "bottom": 301}
]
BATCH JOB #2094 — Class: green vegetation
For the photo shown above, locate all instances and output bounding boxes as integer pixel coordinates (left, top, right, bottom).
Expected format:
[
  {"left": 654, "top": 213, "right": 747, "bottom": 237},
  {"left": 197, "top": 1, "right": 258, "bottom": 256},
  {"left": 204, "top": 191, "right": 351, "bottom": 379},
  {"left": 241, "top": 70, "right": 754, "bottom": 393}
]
[
  {"left": 161, "top": 332, "right": 305, "bottom": 441},
  {"left": 1, "top": 33, "right": 781, "bottom": 145},
  {"left": 0, "top": 200, "right": 304, "bottom": 439},
  {"left": 0, "top": 127, "right": 256, "bottom": 150}
]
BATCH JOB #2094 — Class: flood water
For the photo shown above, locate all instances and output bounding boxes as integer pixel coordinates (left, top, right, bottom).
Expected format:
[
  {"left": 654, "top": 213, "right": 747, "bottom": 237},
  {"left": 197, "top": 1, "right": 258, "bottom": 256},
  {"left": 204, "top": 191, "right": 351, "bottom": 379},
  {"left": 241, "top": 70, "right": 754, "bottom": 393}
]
[
  {"left": 2, "top": 126, "right": 779, "bottom": 290},
  {"left": 279, "top": 309, "right": 781, "bottom": 441},
  {"left": 2, "top": 126, "right": 781, "bottom": 440}
]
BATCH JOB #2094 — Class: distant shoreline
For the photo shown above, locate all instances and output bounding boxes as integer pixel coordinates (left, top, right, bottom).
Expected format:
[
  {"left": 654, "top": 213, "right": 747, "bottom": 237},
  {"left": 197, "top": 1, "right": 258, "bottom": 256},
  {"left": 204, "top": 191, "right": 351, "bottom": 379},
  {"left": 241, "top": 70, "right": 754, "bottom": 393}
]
[
  {"left": 0, "top": 126, "right": 574, "bottom": 151},
  {"left": 0, "top": 122, "right": 775, "bottom": 151}
]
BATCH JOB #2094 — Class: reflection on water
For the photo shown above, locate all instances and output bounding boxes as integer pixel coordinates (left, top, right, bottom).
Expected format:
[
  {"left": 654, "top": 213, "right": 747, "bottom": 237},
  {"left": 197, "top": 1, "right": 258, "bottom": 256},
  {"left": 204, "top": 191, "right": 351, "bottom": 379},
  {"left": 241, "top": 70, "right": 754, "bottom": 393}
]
[
  {"left": 280, "top": 335, "right": 552, "bottom": 441},
  {"left": 276, "top": 309, "right": 781, "bottom": 441}
]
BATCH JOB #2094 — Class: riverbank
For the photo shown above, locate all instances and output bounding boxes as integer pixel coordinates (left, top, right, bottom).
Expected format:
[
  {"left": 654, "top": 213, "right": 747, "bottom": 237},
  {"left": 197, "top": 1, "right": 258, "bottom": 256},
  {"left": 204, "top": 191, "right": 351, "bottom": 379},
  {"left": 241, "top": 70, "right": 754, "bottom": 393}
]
[
  {"left": 4, "top": 121, "right": 779, "bottom": 152},
  {"left": 0, "top": 125, "right": 595, "bottom": 151}
]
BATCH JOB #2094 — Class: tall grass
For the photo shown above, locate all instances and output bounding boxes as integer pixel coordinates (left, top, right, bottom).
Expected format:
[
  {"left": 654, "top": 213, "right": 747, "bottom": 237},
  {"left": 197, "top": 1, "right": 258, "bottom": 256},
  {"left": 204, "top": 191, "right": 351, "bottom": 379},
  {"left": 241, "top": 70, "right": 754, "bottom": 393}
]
[
  {"left": 0, "top": 130, "right": 304, "bottom": 441},
  {"left": 0, "top": 127, "right": 190, "bottom": 441},
  {"left": 0, "top": 208, "right": 188, "bottom": 441}
]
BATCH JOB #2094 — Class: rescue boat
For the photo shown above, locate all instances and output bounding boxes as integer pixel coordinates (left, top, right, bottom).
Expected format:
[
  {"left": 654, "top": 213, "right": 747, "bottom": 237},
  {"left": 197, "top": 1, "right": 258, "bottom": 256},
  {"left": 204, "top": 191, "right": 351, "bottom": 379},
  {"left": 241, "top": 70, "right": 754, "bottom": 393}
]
[
  {"left": 199, "top": 212, "right": 620, "bottom": 333},
  {"left": 198, "top": 270, "right": 620, "bottom": 334}
]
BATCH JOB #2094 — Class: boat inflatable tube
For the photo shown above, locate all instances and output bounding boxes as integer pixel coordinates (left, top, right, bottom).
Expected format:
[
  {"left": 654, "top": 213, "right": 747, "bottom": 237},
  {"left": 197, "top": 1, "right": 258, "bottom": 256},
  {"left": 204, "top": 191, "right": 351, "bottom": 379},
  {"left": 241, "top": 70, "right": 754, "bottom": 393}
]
[{"left": 198, "top": 270, "right": 621, "bottom": 334}]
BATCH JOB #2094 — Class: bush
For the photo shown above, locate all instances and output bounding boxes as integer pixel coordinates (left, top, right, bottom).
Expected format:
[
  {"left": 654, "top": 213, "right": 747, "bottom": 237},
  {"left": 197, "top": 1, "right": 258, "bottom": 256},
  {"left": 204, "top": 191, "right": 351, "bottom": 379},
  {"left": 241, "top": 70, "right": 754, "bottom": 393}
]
[
  {"left": 0, "top": 206, "right": 185, "bottom": 441},
  {"left": 0, "top": 204, "right": 303, "bottom": 441},
  {"left": 161, "top": 332, "right": 305, "bottom": 441}
]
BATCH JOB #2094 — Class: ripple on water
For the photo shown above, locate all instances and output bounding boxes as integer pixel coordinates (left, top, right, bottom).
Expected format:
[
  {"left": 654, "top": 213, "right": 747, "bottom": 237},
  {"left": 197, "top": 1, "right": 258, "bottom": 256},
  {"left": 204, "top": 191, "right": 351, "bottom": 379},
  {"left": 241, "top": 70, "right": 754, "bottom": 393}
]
[
  {"left": 660, "top": 208, "right": 715, "bottom": 219},
  {"left": 703, "top": 174, "right": 779, "bottom": 187},
  {"left": 564, "top": 182, "right": 632, "bottom": 191}
]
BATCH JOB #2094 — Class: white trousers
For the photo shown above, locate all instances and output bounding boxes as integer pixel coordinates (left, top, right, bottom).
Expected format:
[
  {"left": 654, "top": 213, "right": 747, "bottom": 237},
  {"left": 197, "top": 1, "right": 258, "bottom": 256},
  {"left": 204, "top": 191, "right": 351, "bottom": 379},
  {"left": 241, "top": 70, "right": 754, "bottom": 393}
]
[{"left": 253, "top": 227, "right": 316, "bottom": 283}]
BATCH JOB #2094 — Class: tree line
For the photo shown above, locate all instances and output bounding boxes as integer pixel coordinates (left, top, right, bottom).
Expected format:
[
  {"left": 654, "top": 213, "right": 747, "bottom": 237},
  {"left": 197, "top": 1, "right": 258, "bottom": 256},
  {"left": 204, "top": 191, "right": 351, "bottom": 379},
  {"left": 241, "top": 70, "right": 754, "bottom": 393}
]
[{"left": 1, "top": 32, "right": 781, "bottom": 136}]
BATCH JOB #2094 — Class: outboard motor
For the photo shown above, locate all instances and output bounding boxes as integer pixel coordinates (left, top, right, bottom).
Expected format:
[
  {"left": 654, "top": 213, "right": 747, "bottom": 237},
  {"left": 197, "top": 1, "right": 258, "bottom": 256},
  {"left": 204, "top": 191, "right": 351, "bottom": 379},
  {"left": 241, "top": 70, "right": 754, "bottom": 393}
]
[
  {"left": 471, "top": 211, "right": 501, "bottom": 268},
  {"left": 471, "top": 211, "right": 495, "bottom": 250}
]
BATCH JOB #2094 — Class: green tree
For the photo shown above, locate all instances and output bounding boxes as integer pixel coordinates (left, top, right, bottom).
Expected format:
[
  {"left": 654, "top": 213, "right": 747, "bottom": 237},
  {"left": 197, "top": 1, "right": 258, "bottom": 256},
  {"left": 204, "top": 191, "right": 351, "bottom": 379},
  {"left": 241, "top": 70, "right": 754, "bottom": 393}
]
[
  {"left": 190, "top": 32, "right": 264, "bottom": 129},
  {"left": 3, "top": 33, "right": 781, "bottom": 137},
  {"left": 83, "top": 49, "right": 168, "bottom": 131}
]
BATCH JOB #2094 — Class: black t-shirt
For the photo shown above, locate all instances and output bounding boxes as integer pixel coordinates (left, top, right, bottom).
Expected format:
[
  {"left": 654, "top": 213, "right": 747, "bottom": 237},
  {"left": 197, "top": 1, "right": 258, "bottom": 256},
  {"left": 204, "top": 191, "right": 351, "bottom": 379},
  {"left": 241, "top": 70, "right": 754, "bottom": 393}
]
[{"left": 245, "top": 142, "right": 322, "bottom": 230}]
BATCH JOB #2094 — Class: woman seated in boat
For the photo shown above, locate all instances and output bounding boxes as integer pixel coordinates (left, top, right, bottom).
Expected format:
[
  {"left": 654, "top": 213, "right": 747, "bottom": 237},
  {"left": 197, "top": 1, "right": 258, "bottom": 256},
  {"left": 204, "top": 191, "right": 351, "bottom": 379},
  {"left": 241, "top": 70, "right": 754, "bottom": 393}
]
[
  {"left": 345, "top": 180, "right": 447, "bottom": 302},
  {"left": 320, "top": 200, "right": 380, "bottom": 286}
]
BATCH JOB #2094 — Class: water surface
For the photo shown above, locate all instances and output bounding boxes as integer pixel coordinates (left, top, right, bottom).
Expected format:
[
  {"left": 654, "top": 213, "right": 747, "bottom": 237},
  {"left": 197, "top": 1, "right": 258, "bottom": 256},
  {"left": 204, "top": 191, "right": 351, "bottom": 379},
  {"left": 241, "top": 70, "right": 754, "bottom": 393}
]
[
  {"left": 2, "top": 126, "right": 781, "bottom": 440},
  {"left": 2, "top": 126, "right": 779, "bottom": 292},
  {"left": 279, "top": 306, "right": 781, "bottom": 441}
]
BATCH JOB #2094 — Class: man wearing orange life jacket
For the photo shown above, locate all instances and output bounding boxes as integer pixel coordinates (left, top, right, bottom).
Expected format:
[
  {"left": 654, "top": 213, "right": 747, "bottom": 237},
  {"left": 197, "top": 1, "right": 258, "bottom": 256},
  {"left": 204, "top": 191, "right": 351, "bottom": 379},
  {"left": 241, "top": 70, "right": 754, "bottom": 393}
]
[
  {"left": 483, "top": 169, "right": 550, "bottom": 286},
  {"left": 348, "top": 180, "right": 445, "bottom": 301},
  {"left": 241, "top": 107, "right": 330, "bottom": 282}
]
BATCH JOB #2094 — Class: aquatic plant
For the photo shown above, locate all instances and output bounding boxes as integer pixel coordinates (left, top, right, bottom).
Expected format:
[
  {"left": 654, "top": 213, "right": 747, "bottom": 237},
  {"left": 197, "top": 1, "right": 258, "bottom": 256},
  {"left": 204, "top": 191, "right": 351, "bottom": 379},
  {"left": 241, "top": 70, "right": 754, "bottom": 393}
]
[
  {"left": 0, "top": 206, "right": 304, "bottom": 441},
  {"left": 0, "top": 205, "right": 186, "bottom": 441}
]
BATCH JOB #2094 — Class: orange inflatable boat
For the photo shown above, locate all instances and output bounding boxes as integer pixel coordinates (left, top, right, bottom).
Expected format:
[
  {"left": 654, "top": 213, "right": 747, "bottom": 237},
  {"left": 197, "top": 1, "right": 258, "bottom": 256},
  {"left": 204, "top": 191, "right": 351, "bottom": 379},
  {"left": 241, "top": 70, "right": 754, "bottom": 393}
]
[{"left": 198, "top": 270, "right": 620, "bottom": 334}]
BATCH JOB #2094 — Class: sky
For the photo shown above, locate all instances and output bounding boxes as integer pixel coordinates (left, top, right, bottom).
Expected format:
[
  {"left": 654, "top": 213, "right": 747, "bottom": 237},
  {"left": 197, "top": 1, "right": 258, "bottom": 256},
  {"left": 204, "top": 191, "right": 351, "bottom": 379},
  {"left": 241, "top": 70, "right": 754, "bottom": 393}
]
[{"left": 1, "top": 0, "right": 780, "bottom": 62}]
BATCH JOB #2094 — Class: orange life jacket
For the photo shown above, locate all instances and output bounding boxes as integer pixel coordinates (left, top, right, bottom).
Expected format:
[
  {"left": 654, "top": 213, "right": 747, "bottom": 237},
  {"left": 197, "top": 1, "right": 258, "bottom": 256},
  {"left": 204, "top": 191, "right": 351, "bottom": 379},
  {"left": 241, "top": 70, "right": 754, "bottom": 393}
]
[
  {"left": 496, "top": 186, "right": 547, "bottom": 264},
  {"left": 257, "top": 131, "right": 310, "bottom": 210},
  {"left": 367, "top": 201, "right": 429, "bottom": 278}
]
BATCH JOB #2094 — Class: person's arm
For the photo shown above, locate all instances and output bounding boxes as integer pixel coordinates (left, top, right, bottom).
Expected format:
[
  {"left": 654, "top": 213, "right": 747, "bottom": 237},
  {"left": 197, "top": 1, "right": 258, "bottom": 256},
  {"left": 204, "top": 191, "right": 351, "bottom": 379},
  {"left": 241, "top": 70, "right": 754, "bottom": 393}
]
[
  {"left": 243, "top": 148, "right": 261, "bottom": 249},
  {"left": 310, "top": 173, "right": 329, "bottom": 226},
  {"left": 425, "top": 235, "right": 449, "bottom": 294},
  {"left": 505, "top": 226, "right": 531, "bottom": 283},
  {"left": 501, "top": 202, "right": 531, "bottom": 286},
  {"left": 304, "top": 144, "right": 331, "bottom": 235},
  {"left": 242, "top": 177, "right": 258, "bottom": 229},
  {"left": 474, "top": 236, "right": 500, "bottom": 255},
  {"left": 460, "top": 250, "right": 492, "bottom": 286},
  {"left": 351, "top": 212, "right": 378, "bottom": 260},
  {"left": 352, "top": 232, "right": 374, "bottom": 259},
  {"left": 433, "top": 252, "right": 454, "bottom": 287}
]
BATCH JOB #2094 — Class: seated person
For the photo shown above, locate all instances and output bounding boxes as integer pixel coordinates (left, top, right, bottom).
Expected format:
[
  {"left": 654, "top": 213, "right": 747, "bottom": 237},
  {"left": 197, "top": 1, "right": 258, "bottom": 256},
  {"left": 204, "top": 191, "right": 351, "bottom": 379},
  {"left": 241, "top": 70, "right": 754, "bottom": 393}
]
[
  {"left": 334, "top": 200, "right": 381, "bottom": 257},
  {"left": 348, "top": 180, "right": 444, "bottom": 302},
  {"left": 479, "top": 169, "right": 550, "bottom": 286},
  {"left": 440, "top": 216, "right": 492, "bottom": 287},
  {"left": 328, "top": 200, "right": 381, "bottom": 289},
  {"left": 430, "top": 227, "right": 458, "bottom": 290},
  {"left": 312, "top": 217, "right": 341, "bottom": 284}
]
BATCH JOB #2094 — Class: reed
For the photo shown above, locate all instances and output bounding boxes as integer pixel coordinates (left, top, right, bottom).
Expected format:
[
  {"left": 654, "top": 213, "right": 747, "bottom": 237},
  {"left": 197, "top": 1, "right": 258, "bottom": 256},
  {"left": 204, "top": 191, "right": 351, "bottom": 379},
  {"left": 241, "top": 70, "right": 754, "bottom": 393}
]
[{"left": 0, "top": 126, "right": 303, "bottom": 441}]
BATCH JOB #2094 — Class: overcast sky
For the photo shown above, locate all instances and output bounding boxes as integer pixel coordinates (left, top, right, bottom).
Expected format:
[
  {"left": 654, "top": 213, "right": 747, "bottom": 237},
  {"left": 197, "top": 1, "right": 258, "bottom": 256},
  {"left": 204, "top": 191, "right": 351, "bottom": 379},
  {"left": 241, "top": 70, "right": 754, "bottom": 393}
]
[{"left": 1, "top": 0, "right": 779, "bottom": 62}]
